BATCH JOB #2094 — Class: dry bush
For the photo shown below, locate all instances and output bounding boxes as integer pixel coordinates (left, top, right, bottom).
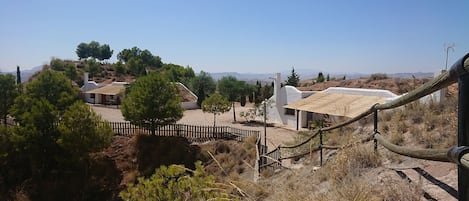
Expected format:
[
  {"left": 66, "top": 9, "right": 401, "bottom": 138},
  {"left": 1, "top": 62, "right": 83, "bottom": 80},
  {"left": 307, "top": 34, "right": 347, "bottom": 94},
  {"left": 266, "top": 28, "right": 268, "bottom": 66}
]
[
  {"left": 403, "top": 99, "right": 458, "bottom": 148},
  {"left": 284, "top": 130, "right": 320, "bottom": 157},
  {"left": 358, "top": 115, "right": 373, "bottom": 126},
  {"left": 329, "top": 144, "right": 381, "bottom": 183},
  {"left": 231, "top": 180, "right": 269, "bottom": 200},
  {"left": 379, "top": 176, "right": 424, "bottom": 201},
  {"left": 406, "top": 102, "right": 426, "bottom": 124},
  {"left": 326, "top": 126, "right": 356, "bottom": 147},
  {"left": 389, "top": 131, "right": 404, "bottom": 145},
  {"left": 379, "top": 122, "right": 390, "bottom": 133},
  {"left": 313, "top": 177, "right": 379, "bottom": 201},
  {"left": 379, "top": 110, "right": 394, "bottom": 122},
  {"left": 261, "top": 169, "right": 274, "bottom": 178},
  {"left": 423, "top": 110, "right": 440, "bottom": 131},
  {"left": 368, "top": 73, "right": 389, "bottom": 82},
  {"left": 387, "top": 109, "right": 407, "bottom": 145}
]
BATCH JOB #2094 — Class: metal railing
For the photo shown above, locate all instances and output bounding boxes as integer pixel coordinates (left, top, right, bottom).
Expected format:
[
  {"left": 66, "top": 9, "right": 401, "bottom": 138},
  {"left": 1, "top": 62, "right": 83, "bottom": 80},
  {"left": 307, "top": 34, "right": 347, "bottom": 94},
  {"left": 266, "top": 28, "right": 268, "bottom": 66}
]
[{"left": 258, "top": 53, "right": 469, "bottom": 200}]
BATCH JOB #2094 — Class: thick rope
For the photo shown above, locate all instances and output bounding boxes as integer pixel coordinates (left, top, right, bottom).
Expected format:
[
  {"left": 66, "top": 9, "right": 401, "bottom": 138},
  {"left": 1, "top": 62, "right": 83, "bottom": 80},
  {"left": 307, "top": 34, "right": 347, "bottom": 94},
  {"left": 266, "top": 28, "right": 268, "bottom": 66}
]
[{"left": 374, "top": 133, "right": 450, "bottom": 162}]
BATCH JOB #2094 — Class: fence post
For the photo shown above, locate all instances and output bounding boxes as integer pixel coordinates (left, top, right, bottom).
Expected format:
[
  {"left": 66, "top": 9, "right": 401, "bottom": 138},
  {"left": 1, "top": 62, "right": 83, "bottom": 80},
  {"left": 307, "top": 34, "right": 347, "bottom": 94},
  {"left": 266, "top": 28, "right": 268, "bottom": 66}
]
[
  {"left": 374, "top": 110, "right": 378, "bottom": 151},
  {"left": 264, "top": 100, "right": 267, "bottom": 153},
  {"left": 319, "top": 129, "right": 323, "bottom": 167},
  {"left": 458, "top": 72, "right": 469, "bottom": 201}
]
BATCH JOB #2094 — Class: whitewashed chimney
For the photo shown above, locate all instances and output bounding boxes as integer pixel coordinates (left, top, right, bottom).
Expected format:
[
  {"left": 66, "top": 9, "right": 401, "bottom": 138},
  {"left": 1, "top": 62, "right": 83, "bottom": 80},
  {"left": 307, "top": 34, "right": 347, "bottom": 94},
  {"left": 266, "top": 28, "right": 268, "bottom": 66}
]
[{"left": 84, "top": 72, "right": 89, "bottom": 85}]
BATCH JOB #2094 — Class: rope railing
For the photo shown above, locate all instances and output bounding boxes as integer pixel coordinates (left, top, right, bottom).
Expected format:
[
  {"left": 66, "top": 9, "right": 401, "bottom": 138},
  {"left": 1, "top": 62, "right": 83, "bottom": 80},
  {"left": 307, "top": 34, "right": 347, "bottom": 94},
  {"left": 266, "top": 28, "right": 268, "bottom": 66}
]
[
  {"left": 374, "top": 133, "right": 450, "bottom": 162},
  {"left": 259, "top": 53, "right": 469, "bottom": 177}
]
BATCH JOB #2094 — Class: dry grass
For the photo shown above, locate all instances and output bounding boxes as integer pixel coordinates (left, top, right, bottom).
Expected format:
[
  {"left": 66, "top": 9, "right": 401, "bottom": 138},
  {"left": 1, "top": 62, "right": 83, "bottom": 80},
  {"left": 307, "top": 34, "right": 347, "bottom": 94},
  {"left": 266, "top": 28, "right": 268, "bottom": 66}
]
[
  {"left": 379, "top": 176, "right": 424, "bottom": 201},
  {"left": 378, "top": 99, "right": 457, "bottom": 149},
  {"left": 328, "top": 144, "right": 381, "bottom": 183},
  {"left": 198, "top": 138, "right": 271, "bottom": 200},
  {"left": 202, "top": 139, "right": 256, "bottom": 179},
  {"left": 313, "top": 177, "right": 380, "bottom": 201}
]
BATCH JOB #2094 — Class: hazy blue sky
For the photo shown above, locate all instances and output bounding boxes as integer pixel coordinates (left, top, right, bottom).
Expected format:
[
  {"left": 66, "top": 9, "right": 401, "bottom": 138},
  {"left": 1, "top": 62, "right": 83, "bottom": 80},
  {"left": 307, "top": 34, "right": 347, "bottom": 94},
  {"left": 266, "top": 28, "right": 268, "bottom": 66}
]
[{"left": 1, "top": 0, "right": 468, "bottom": 74}]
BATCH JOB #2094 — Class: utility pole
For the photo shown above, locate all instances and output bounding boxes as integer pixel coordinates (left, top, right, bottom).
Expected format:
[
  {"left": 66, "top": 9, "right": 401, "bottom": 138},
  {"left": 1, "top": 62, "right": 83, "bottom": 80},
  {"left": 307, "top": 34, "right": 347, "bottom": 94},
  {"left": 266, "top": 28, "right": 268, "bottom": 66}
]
[{"left": 445, "top": 43, "right": 455, "bottom": 70}]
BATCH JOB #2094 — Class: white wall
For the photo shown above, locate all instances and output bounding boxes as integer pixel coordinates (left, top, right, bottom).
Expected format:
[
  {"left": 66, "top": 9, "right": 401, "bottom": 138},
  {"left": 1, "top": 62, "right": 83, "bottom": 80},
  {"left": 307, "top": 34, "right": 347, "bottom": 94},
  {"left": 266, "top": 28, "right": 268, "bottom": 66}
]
[
  {"left": 323, "top": 87, "right": 398, "bottom": 98},
  {"left": 181, "top": 102, "right": 199, "bottom": 110},
  {"left": 266, "top": 73, "right": 315, "bottom": 128},
  {"left": 80, "top": 81, "right": 100, "bottom": 103}
]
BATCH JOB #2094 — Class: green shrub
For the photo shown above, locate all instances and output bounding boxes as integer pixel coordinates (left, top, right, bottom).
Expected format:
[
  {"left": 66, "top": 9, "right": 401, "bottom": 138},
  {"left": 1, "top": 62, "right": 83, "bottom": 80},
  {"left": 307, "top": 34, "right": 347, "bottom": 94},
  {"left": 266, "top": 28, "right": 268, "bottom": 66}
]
[{"left": 120, "top": 161, "right": 233, "bottom": 201}]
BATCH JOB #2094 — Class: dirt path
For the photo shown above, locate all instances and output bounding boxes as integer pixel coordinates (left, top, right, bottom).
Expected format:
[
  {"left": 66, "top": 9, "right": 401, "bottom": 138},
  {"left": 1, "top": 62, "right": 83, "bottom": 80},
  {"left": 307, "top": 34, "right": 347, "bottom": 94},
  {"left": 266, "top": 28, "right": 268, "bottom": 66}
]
[{"left": 91, "top": 103, "right": 298, "bottom": 151}]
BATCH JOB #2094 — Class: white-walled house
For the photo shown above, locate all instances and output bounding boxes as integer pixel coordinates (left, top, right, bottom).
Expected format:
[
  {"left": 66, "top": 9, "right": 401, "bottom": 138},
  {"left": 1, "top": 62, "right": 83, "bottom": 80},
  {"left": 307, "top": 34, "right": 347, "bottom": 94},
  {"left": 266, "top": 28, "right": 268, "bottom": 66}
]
[
  {"left": 265, "top": 73, "right": 399, "bottom": 130},
  {"left": 80, "top": 73, "right": 104, "bottom": 103},
  {"left": 80, "top": 73, "right": 199, "bottom": 109},
  {"left": 284, "top": 87, "right": 398, "bottom": 129}
]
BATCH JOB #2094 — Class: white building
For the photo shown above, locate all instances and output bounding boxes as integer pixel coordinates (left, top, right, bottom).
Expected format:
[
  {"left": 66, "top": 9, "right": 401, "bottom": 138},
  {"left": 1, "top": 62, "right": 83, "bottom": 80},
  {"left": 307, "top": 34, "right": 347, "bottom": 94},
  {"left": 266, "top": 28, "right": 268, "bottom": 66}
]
[
  {"left": 266, "top": 73, "right": 398, "bottom": 130},
  {"left": 265, "top": 73, "right": 315, "bottom": 129},
  {"left": 80, "top": 73, "right": 199, "bottom": 109}
]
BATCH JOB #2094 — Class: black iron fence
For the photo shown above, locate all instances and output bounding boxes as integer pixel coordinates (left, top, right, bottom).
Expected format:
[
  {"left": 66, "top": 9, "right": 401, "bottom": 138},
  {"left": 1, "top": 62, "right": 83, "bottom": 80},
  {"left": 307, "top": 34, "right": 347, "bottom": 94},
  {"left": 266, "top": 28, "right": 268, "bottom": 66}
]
[{"left": 105, "top": 122, "right": 260, "bottom": 142}]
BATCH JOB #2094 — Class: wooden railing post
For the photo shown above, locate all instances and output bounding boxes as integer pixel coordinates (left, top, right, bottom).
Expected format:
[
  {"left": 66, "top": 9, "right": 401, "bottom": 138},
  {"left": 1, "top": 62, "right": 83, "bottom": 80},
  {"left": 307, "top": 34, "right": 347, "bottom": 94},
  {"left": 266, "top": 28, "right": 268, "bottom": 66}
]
[
  {"left": 319, "top": 129, "right": 323, "bottom": 167},
  {"left": 374, "top": 110, "right": 378, "bottom": 152}
]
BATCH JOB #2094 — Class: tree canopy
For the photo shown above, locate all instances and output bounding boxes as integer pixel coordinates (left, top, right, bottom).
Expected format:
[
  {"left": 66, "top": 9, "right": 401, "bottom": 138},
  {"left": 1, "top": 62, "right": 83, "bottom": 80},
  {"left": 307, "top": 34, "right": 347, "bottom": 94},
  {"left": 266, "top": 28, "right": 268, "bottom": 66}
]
[
  {"left": 57, "top": 102, "right": 113, "bottom": 159},
  {"left": 317, "top": 72, "right": 325, "bottom": 83},
  {"left": 190, "top": 71, "right": 216, "bottom": 106},
  {"left": 117, "top": 47, "right": 162, "bottom": 70},
  {"left": 3, "top": 70, "right": 112, "bottom": 186},
  {"left": 201, "top": 93, "right": 231, "bottom": 127},
  {"left": 161, "top": 63, "right": 195, "bottom": 86},
  {"left": 120, "top": 162, "right": 231, "bottom": 200},
  {"left": 11, "top": 70, "right": 80, "bottom": 116},
  {"left": 218, "top": 76, "right": 253, "bottom": 122},
  {"left": 121, "top": 73, "right": 184, "bottom": 135},
  {"left": 76, "top": 41, "right": 113, "bottom": 61},
  {"left": 285, "top": 67, "right": 300, "bottom": 87}
]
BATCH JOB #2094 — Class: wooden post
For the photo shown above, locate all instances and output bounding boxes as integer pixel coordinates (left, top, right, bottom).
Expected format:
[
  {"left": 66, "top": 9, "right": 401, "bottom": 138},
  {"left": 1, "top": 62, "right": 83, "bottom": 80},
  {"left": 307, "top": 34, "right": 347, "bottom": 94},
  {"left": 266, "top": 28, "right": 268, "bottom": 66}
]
[
  {"left": 319, "top": 129, "right": 323, "bottom": 167},
  {"left": 374, "top": 110, "right": 378, "bottom": 151}
]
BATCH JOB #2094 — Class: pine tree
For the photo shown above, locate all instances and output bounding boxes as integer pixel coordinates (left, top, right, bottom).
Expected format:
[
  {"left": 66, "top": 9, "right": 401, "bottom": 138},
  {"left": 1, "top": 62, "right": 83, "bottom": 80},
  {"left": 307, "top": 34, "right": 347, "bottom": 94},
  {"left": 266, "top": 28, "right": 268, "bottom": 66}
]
[
  {"left": 317, "top": 72, "right": 325, "bottom": 83},
  {"left": 285, "top": 67, "right": 300, "bottom": 87},
  {"left": 16, "top": 66, "right": 21, "bottom": 84}
]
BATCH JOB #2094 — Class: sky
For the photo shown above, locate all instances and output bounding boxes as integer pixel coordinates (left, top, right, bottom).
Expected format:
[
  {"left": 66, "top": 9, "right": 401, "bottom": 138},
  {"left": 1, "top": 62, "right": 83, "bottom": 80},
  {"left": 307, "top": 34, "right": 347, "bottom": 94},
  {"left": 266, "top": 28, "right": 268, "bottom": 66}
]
[{"left": 1, "top": 0, "right": 468, "bottom": 74}]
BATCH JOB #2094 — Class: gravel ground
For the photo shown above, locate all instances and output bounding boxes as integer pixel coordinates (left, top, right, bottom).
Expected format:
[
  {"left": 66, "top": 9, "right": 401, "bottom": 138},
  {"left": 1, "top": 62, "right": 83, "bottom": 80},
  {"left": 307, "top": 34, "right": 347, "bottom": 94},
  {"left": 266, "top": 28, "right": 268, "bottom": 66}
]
[{"left": 91, "top": 103, "right": 298, "bottom": 151}]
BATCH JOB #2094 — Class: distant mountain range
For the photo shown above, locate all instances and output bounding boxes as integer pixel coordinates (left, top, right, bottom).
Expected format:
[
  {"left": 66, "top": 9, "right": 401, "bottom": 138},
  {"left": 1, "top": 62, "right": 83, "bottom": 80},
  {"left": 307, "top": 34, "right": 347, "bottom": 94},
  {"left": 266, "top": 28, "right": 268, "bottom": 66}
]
[
  {"left": 209, "top": 71, "right": 434, "bottom": 83},
  {"left": 2, "top": 64, "right": 434, "bottom": 84},
  {"left": 1, "top": 65, "right": 43, "bottom": 83}
]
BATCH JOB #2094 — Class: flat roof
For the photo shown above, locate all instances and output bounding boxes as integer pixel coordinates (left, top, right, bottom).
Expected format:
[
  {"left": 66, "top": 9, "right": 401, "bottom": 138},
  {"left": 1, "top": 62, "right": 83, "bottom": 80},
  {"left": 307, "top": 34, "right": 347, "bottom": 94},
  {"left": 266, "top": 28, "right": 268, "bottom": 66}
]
[
  {"left": 85, "top": 85, "right": 125, "bottom": 95},
  {"left": 284, "top": 92, "right": 386, "bottom": 118}
]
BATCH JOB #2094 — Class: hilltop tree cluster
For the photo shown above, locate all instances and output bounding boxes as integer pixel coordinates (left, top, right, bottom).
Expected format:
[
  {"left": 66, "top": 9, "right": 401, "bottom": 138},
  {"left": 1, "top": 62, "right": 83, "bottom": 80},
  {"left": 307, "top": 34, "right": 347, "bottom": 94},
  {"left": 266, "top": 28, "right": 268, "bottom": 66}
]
[
  {"left": 117, "top": 47, "right": 163, "bottom": 76},
  {"left": 76, "top": 41, "right": 113, "bottom": 61}
]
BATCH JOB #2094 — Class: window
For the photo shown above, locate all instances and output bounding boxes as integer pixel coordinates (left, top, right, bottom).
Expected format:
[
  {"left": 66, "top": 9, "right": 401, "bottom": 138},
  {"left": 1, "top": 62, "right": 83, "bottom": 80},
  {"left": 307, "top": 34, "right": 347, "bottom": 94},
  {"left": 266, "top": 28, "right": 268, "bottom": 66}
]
[
  {"left": 90, "top": 94, "right": 95, "bottom": 99},
  {"left": 285, "top": 108, "right": 295, "bottom": 116}
]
